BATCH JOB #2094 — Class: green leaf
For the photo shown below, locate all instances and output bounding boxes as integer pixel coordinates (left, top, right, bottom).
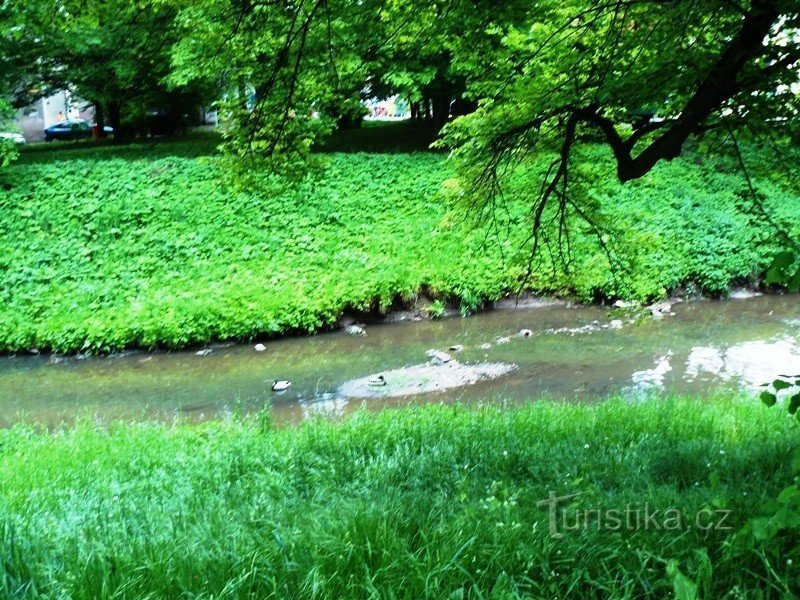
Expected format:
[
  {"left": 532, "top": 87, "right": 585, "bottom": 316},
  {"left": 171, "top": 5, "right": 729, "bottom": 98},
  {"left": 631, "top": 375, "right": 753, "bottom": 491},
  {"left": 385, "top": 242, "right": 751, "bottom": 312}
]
[
  {"left": 777, "top": 484, "right": 800, "bottom": 504},
  {"left": 773, "top": 379, "right": 792, "bottom": 391},
  {"left": 760, "top": 391, "right": 777, "bottom": 407},
  {"left": 789, "top": 394, "right": 800, "bottom": 416},
  {"left": 788, "top": 268, "right": 800, "bottom": 293},
  {"left": 667, "top": 560, "right": 699, "bottom": 600},
  {"left": 765, "top": 252, "right": 797, "bottom": 285},
  {"left": 750, "top": 516, "right": 778, "bottom": 541}
]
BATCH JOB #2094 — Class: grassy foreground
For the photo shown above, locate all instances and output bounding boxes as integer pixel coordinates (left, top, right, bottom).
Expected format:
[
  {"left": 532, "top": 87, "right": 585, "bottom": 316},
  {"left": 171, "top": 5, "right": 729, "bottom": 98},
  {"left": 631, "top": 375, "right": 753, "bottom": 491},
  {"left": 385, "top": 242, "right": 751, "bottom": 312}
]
[
  {"left": 0, "top": 397, "right": 798, "bottom": 598},
  {"left": 1, "top": 134, "right": 798, "bottom": 352}
]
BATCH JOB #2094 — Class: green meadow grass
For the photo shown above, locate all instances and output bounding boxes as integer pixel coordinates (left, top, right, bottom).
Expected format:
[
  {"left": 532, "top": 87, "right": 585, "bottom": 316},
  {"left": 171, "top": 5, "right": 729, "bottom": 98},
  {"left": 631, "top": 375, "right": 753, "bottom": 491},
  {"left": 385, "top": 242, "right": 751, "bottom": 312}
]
[
  {"left": 0, "top": 397, "right": 797, "bottom": 598},
  {"left": 1, "top": 135, "right": 797, "bottom": 353}
]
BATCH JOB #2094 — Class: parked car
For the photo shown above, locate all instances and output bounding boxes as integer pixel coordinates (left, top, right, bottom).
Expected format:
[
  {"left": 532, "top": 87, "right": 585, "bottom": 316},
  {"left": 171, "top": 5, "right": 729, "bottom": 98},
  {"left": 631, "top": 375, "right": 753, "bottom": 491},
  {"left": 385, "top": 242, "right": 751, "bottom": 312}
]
[
  {"left": 44, "top": 119, "right": 113, "bottom": 141},
  {"left": 0, "top": 132, "right": 26, "bottom": 144},
  {"left": 44, "top": 119, "right": 91, "bottom": 141}
]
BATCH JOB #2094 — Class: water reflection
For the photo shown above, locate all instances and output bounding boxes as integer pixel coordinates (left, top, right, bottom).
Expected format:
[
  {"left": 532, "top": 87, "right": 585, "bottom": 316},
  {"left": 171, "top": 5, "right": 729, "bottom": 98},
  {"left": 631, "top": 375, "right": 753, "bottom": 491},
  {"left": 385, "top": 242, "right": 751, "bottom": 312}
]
[{"left": 685, "top": 338, "right": 800, "bottom": 388}]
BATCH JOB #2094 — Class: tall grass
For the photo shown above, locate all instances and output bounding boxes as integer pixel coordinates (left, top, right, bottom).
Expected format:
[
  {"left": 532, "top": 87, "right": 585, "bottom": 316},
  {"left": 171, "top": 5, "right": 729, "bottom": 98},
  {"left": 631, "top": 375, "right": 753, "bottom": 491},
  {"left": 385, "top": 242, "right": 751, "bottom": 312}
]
[{"left": 0, "top": 396, "right": 797, "bottom": 597}]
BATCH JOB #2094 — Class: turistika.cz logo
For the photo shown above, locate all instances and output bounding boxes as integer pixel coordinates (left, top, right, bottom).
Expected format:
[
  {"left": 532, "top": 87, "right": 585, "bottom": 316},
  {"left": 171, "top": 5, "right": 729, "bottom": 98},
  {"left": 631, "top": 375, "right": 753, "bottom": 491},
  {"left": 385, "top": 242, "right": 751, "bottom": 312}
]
[{"left": 537, "top": 491, "right": 734, "bottom": 539}]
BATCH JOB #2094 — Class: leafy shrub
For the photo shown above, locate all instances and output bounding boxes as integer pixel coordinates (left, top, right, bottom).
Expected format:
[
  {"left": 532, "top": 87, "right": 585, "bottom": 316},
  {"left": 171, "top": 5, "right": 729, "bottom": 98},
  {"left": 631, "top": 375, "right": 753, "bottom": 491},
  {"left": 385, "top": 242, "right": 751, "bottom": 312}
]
[{"left": 0, "top": 141, "right": 797, "bottom": 352}]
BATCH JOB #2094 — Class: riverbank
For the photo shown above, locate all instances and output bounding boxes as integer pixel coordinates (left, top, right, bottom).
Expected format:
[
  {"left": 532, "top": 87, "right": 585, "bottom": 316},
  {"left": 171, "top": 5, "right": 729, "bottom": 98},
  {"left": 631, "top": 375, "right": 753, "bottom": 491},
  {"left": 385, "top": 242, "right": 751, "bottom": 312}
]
[
  {"left": 1, "top": 136, "right": 797, "bottom": 353},
  {"left": 0, "top": 397, "right": 796, "bottom": 597}
]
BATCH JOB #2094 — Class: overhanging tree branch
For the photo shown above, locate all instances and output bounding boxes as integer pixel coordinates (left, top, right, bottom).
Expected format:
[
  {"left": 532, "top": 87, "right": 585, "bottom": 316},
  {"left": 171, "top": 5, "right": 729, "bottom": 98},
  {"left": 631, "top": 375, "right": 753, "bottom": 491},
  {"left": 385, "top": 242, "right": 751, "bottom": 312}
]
[{"left": 576, "top": 0, "right": 782, "bottom": 182}]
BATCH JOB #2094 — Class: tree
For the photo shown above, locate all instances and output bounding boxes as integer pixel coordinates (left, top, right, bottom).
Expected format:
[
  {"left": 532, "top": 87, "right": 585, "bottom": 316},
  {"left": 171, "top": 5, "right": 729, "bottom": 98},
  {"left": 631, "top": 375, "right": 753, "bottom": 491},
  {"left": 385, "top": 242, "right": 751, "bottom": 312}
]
[
  {"left": 173, "top": 1, "right": 799, "bottom": 170},
  {"left": 171, "top": 0, "right": 386, "bottom": 168},
  {"left": 0, "top": 2, "right": 66, "bottom": 108},
  {"left": 3, "top": 0, "right": 215, "bottom": 141},
  {"left": 441, "top": 0, "right": 800, "bottom": 282},
  {"left": 0, "top": 100, "right": 19, "bottom": 168},
  {"left": 447, "top": 2, "right": 798, "bottom": 200},
  {"left": 169, "top": 0, "right": 800, "bottom": 283}
]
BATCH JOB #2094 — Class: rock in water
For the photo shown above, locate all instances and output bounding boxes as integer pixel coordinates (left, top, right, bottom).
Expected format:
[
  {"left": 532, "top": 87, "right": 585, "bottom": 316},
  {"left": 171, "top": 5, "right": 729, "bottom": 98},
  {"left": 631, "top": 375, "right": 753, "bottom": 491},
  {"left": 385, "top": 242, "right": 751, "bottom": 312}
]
[
  {"left": 426, "top": 349, "right": 452, "bottom": 364},
  {"left": 518, "top": 329, "right": 533, "bottom": 338},
  {"left": 647, "top": 301, "right": 672, "bottom": 317},
  {"left": 196, "top": 348, "right": 213, "bottom": 357},
  {"left": 346, "top": 324, "right": 366, "bottom": 336},
  {"left": 339, "top": 361, "right": 517, "bottom": 398},
  {"left": 369, "top": 375, "right": 387, "bottom": 386},
  {"left": 613, "top": 299, "right": 639, "bottom": 309},
  {"left": 254, "top": 343, "right": 267, "bottom": 352}
]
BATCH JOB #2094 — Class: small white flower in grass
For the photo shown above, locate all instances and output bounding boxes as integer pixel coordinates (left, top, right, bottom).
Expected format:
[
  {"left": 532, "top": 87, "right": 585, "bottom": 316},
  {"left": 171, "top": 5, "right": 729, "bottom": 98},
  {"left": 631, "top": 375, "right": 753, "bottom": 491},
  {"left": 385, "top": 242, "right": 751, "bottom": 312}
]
[
  {"left": 584, "top": 444, "right": 590, "bottom": 449},
  {"left": 788, "top": 559, "right": 793, "bottom": 566},
  {"left": 719, "top": 450, "right": 726, "bottom": 455},
  {"left": 503, "top": 450, "right": 508, "bottom": 457}
]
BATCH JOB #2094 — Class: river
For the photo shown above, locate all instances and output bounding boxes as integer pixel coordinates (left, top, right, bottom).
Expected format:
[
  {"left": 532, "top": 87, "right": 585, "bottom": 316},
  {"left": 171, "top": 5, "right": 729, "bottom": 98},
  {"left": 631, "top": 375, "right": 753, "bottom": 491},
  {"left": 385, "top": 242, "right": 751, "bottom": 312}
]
[{"left": 0, "top": 294, "right": 798, "bottom": 426}]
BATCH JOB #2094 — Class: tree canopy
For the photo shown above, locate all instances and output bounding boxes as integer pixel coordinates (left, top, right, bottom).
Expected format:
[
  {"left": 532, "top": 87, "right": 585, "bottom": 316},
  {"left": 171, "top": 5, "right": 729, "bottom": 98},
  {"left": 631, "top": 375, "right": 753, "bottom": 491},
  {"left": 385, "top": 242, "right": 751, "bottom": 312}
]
[
  {"left": 3, "top": 0, "right": 799, "bottom": 277},
  {"left": 165, "top": 1, "right": 799, "bottom": 166},
  {"left": 6, "top": 1, "right": 798, "bottom": 166},
  {"left": 2, "top": 0, "right": 216, "bottom": 139}
]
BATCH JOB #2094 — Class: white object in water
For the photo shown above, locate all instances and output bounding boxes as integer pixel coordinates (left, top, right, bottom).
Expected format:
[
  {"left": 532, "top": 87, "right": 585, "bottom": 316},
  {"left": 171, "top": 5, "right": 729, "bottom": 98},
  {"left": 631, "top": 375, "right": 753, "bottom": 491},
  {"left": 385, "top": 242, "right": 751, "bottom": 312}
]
[
  {"left": 196, "top": 348, "right": 213, "bottom": 357},
  {"left": 426, "top": 349, "right": 452, "bottom": 364},
  {"left": 613, "top": 299, "right": 639, "bottom": 309},
  {"left": 631, "top": 353, "right": 673, "bottom": 391},
  {"left": 346, "top": 324, "right": 366, "bottom": 336},
  {"left": 254, "top": 343, "right": 267, "bottom": 352},
  {"left": 369, "top": 375, "right": 387, "bottom": 386},
  {"left": 685, "top": 340, "right": 800, "bottom": 389},
  {"left": 518, "top": 329, "right": 533, "bottom": 338},
  {"left": 272, "top": 380, "right": 292, "bottom": 392},
  {"left": 647, "top": 300, "right": 677, "bottom": 317}
]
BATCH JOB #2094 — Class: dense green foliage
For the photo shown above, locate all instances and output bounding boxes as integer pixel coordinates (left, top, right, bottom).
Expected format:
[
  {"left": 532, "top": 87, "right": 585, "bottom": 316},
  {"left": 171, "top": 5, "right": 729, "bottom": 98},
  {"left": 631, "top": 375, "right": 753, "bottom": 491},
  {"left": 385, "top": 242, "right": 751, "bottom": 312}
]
[
  {"left": 0, "top": 100, "right": 18, "bottom": 168},
  {"left": 167, "top": 0, "right": 800, "bottom": 168},
  {"left": 2, "top": 0, "right": 214, "bottom": 139},
  {"left": 0, "top": 397, "right": 797, "bottom": 598},
  {"left": 0, "top": 136, "right": 797, "bottom": 353},
  {"left": 3, "top": 2, "right": 798, "bottom": 263}
]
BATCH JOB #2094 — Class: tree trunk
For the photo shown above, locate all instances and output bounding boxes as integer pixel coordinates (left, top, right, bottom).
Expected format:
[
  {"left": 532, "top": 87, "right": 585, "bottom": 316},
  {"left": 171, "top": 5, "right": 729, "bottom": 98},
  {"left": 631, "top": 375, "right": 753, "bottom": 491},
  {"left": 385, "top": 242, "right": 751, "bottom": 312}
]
[
  {"left": 108, "top": 100, "right": 123, "bottom": 144},
  {"left": 583, "top": 0, "right": 781, "bottom": 183},
  {"left": 93, "top": 101, "right": 107, "bottom": 138},
  {"left": 451, "top": 97, "right": 477, "bottom": 118},
  {"left": 430, "top": 92, "right": 451, "bottom": 132}
]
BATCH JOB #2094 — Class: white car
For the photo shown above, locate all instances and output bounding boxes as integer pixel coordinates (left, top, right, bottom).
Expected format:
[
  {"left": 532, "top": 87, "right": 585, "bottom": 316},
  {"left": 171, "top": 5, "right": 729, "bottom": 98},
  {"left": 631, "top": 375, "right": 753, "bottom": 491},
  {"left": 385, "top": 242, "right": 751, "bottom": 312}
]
[{"left": 0, "top": 132, "right": 26, "bottom": 144}]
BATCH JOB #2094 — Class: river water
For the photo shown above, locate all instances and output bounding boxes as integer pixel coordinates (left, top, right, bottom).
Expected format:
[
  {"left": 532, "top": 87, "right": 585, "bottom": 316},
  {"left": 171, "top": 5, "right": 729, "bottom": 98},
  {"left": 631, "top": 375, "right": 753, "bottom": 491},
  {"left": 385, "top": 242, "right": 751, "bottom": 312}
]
[{"left": 0, "top": 295, "right": 798, "bottom": 426}]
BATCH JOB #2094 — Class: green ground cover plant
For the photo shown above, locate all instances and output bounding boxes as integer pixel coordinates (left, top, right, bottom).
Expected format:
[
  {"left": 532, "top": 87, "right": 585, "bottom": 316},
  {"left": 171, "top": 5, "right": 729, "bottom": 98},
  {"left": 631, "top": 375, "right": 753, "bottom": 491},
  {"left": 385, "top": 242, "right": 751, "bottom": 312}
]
[
  {"left": 0, "top": 396, "right": 797, "bottom": 598},
  {"left": 0, "top": 135, "right": 796, "bottom": 353}
]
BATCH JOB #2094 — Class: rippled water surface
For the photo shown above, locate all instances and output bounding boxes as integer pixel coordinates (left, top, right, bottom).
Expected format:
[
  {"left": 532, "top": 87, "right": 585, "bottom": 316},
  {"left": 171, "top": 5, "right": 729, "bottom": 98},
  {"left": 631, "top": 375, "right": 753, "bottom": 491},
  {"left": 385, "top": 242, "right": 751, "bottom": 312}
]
[{"left": 0, "top": 295, "right": 798, "bottom": 425}]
